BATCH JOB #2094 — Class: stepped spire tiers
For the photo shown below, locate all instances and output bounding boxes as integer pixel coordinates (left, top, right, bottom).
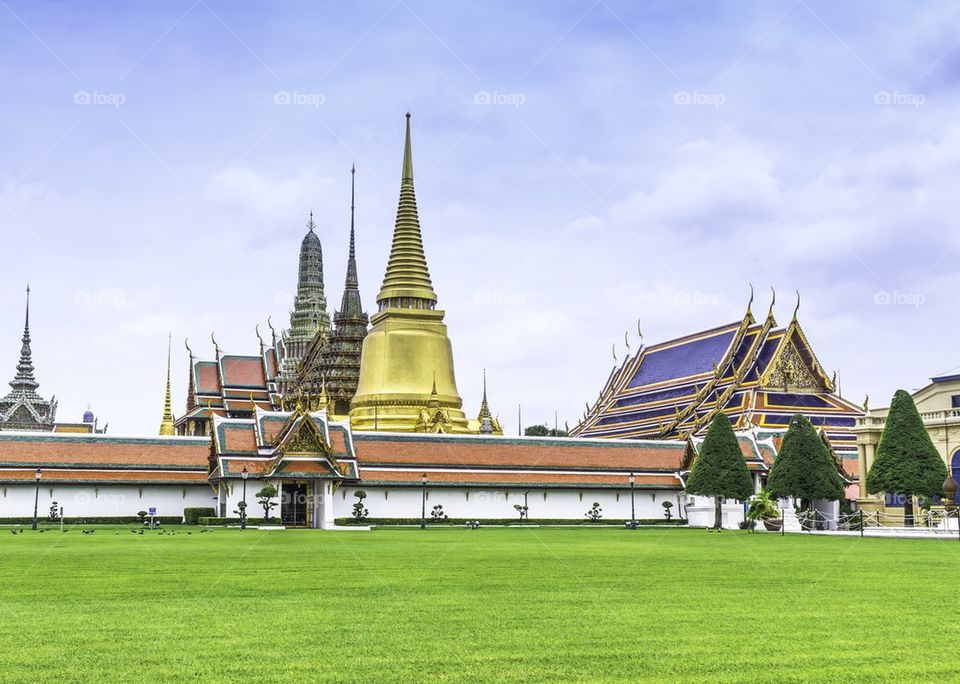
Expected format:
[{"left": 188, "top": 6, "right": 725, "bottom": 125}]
[
  {"left": 0, "top": 286, "right": 57, "bottom": 431},
  {"left": 350, "top": 114, "right": 470, "bottom": 433},
  {"left": 296, "top": 165, "right": 370, "bottom": 415},
  {"left": 159, "top": 334, "right": 175, "bottom": 435},
  {"left": 279, "top": 212, "right": 331, "bottom": 395}
]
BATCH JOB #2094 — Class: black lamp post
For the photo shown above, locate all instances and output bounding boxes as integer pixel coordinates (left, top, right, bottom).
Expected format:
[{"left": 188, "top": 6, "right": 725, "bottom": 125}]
[
  {"left": 420, "top": 473, "right": 428, "bottom": 529},
  {"left": 240, "top": 467, "right": 249, "bottom": 530},
  {"left": 32, "top": 468, "right": 41, "bottom": 530},
  {"left": 629, "top": 472, "right": 636, "bottom": 527}
]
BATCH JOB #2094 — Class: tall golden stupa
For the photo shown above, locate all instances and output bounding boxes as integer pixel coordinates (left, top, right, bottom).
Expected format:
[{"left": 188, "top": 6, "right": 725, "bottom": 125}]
[{"left": 349, "top": 114, "right": 471, "bottom": 433}]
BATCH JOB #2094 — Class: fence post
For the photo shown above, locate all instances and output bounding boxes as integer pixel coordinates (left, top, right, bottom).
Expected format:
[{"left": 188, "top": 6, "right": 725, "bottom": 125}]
[
  {"left": 860, "top": 509, "right": 864, "bottom": 538},
  {"left": 781, "top": 504, "right": 785, "bottom": 536}
]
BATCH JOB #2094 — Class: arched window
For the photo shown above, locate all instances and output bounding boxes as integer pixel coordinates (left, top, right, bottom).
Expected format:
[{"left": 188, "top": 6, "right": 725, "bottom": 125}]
[{"left": 951, "top": 449, "right": 960, "bottom": 504}]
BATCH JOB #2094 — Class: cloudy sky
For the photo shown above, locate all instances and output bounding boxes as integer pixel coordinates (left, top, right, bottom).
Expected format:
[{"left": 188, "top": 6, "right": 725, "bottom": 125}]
[{"left": 1, "top": 1, "right": 958, "bottom": 434}]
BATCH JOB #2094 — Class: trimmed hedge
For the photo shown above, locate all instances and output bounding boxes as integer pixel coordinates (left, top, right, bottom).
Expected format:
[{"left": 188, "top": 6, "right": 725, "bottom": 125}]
[
  {"left": 0, "top": 516, "right": 183, "bottom": 525},
  {"left": 197, "top": 517, "right": 282, "bottom": 526},
  {"left": 183, "top": 508, "right": 217, "bottom": 525},
  {"left": 334, "top": 517, "right": 686, "bottom": 526}
]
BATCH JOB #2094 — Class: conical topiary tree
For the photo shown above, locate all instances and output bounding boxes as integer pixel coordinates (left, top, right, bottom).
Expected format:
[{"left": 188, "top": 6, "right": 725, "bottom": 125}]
[
  {"left": 866, "top": 389, "right": 947, "bottom": 526},
  {"left": 766, "top": 414, "right": 845, "bottom": 510},
  {"left": 686, "top": 413, "right": 754, "bottom": 529}
]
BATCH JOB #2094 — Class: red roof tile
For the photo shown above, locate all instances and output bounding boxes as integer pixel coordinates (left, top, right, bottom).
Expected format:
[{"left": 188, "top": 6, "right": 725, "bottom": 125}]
[
  {"left": 353, "top": 436, "right": 687, "bottom": 470},
  {"left": 221, "top": 356, "right": 267, "bottom": 388},
  {"left": 360, "top": 469, "right": 679, "bottom": 487},
  {"left": 0, "top": 435, "right": 209, "bottom": 468}
]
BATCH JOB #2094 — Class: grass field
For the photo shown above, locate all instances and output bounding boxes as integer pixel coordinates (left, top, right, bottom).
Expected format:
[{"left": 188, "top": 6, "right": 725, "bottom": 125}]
[{"left": 1, "top": 526, "right": 958, "bottom": 682}]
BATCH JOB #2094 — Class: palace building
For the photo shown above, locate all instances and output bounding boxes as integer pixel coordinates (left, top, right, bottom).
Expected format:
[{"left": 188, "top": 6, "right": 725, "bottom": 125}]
[{"left": 570, "top": 290, "right": 864, "bottom": 490}]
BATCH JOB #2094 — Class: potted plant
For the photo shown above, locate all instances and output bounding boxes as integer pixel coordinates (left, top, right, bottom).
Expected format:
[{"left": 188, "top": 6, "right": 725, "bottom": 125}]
[{"left": 747, "top": 490, "right": 781, "bottom": 532}]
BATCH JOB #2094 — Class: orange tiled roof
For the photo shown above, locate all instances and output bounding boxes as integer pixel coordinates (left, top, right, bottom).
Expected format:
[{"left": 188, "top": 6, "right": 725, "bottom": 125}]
[
  {"left": 222, "top": 426, "right": 258, "bottom": 452},
  {"left": 221, "top": 356, "right": 267, "bottom": 387},
  {"left": 0, "top": 434, "right": 209, "bottom": 468},
  {"left": 0, "top": 468, "right": 207, "bottom": 484},
  {"left": 353, "top": 434, "right": 688, "bottom": 471},
  {"left": 360, "top": 468, "right": 680, "bottom": 488}
]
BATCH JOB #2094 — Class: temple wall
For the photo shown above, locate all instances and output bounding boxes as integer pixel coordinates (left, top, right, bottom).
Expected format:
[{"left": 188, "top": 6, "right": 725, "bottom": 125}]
[
  {"left": 0, "top": 484, "right": 213, "bottom": 519},
  {"left": 331, "top": 486, "right": 685, "bottom": 521}
]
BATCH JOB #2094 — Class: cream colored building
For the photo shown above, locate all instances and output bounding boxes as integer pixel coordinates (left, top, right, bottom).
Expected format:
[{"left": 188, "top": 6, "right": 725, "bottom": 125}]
[{"left": 854, "top": 370, "right": 960, "bottom": 517}]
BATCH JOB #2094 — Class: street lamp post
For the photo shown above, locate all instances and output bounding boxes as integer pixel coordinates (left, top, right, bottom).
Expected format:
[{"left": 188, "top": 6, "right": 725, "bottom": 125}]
[
  {"left": 629, "top": 472, "right": 636, "bottom": 528},
  {"left": 420, "top": 473, "right": 428, "bottom": 529},
  {"left": 32, "top": 468, "right": 41, "bottom": 530},
  {"left": 241, "top": 467, "right": 249, "bottom": 530}
]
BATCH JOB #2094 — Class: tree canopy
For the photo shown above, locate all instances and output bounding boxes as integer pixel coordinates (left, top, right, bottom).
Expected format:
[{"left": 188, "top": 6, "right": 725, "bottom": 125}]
[
  {"left": 766, "top": 413, "right": 845, "bottom": 503},
  {"left": 685, "top": 413, "right": 753, "bottom": 501},
  {"left": 866, "top": 390, "right": 947, "bottom": 502}
]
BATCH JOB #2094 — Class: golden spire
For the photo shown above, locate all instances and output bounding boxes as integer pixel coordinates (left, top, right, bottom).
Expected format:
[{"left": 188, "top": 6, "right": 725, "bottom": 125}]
[
  {"left": 318, "top": 377, "right": 330, "bottom": 412},
  {"left": 376, "top": 113, "right": 438, "bottom": 306},
  {"left": 159, "top": 334, "right": 176, "bottom": 435}
]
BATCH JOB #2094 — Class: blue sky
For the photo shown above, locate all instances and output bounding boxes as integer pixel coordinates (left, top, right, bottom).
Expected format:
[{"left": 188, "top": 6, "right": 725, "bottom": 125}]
[{"left": 1, "top": 0, "right": 958, "bottom": 434}]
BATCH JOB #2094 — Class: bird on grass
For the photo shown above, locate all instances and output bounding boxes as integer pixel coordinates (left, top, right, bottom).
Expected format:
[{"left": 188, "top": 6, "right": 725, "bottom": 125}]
[
  {"left": 82, "top": 530, "right": 94, "bottom": 535},
  {"left": 138, "top": 530, "right": 144, "bottom": 535},
  {"left": 9, "top": 530, "right": 16, "bottom": 535}
]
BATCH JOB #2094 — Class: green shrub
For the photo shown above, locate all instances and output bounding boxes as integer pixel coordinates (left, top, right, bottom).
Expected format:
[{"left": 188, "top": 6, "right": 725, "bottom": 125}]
[
  {"left": 183, "top": 508, "right": 216, "bottom": 525},
  {"left": 333, "top": 517, "right": 684, "bottom": 526},
  {"left": 0, "top": 516, "right": 182, "bottom": 525},
  {"left": 197, "top": 517, "right": 282, "bottom": 526}
]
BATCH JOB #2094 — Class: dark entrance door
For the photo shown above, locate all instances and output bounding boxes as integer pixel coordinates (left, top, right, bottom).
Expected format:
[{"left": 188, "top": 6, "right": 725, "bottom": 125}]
[{"left": 281, "top": 482, "right": 309, "bottom": 526}]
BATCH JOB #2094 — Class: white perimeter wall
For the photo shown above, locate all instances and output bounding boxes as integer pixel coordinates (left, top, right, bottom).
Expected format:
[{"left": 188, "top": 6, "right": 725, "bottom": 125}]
[
  {"left": 332, "top": 486, "right": 686, "bottom": 520},
  {"left": 0, "top": 483, "right": 694, "bottom": 522},
  {"left": 0, "top": 484, "right": 214, "bottom": 519}
]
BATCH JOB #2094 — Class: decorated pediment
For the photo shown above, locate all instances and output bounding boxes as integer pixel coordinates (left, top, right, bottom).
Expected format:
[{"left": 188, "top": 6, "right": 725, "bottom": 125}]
[
  {"left": 278, "top": 417, "right": 330, "bottom": 457},
  {"left": 760, "top": 324, "right": 831, "bottom": 392}
]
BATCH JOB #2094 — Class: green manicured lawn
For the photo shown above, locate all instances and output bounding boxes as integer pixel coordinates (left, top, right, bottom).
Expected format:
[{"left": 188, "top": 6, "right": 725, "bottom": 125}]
[{"left": 1, "top": 526, "right": 957, "bottom": 682}]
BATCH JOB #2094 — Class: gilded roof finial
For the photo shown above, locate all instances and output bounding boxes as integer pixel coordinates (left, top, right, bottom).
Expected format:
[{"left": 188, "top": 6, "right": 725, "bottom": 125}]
[
  {"left": 255, "top": 324, "right": 264, "bottom": 352},
  {"left": 210, "top": 332, "right": 220, "bottom": 359},
  {"left": 637, "top": 320, "right": 643, "bottom": 346},
  {"left": 612, "top": 344, "right": 618, "bottom": 363},
  {"left": 792, "top": 290, "right": 800, "bottom": 322},
  {"left": 267, "top": 316, "right": 277, "bottom": 350},
  {"left": 767, "top": 287, "right": 776, "bottom": 320},
  {"left": 624, "top": 331, "right": 630, "bottom": 352},
  {"left": 746, "top": 282, "right": 754, "bottom": 317},
  {"left": 159, "top": 333, "right": 175, "bottom": 436},
  {"left": 184, "top": 338, "right": 196, "bottom": 412}
]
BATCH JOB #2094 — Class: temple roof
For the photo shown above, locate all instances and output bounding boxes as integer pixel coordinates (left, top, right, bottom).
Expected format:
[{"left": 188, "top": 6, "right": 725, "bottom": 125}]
[{"left": 572, "top": 292, "right": 864, "bottom": 462}]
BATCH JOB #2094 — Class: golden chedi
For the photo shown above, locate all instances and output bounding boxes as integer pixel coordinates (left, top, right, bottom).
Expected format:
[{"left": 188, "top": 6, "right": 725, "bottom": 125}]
[{"left": 349, "top": 114, "right": 470, "bottom": 433}]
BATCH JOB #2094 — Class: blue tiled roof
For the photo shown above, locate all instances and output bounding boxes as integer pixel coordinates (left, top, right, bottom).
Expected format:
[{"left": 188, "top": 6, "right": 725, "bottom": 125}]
[
  {"left": 614, "top": 384, "right": 701, "bottom": 410},
  {"left": 627, "top": 327, "right": 737, "bottom": 388},
  {"left": 765, "top": 393, "right": 832, "bottom": 409}
]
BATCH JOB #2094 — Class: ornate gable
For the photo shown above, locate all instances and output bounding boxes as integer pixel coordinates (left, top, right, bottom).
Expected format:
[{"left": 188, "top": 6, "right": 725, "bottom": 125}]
[
  {"left": 760, "top": 322, "right": 832, "bottom": 393},
  {"left": 276, "top": 412, "right": 330, "bottom": 457}
]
